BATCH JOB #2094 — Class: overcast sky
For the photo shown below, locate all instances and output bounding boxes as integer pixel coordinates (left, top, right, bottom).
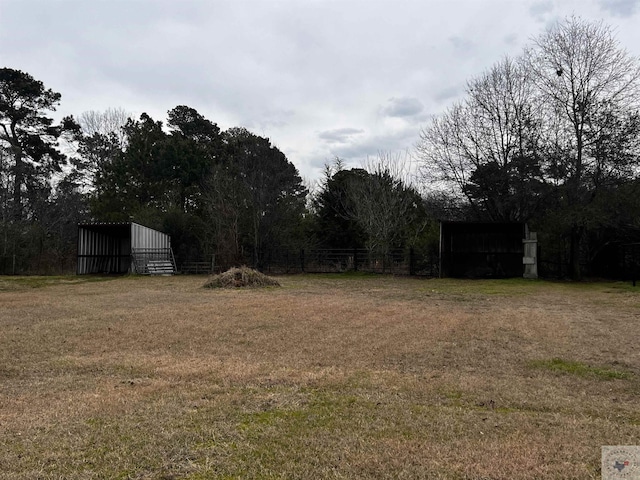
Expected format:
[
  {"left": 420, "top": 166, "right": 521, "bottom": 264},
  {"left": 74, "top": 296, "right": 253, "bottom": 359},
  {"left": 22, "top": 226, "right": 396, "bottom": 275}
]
[{"left": 1, "top": 0, "right": 640, "bottom": 182}]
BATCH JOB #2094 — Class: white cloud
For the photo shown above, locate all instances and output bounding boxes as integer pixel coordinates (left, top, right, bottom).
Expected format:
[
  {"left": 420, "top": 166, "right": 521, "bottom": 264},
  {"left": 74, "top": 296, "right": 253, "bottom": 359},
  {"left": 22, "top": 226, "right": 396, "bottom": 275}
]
[
  {"left": 381, "top": 97, "right": 424, "bottom": 118},
  {"left": 529, "top": 1, "right": 555, "bottom": 22},
  {"left": 1, "top": 0, "right": 639, "bottom": 181},
  {"left": 318, "top": 128, "right": 365, "bottom": 144},
  {"left": 448, "top": 36, "right": 476, "bottom": 57},
  {"left": 599, "top": 0, "right": 640, "bottom": 17}
]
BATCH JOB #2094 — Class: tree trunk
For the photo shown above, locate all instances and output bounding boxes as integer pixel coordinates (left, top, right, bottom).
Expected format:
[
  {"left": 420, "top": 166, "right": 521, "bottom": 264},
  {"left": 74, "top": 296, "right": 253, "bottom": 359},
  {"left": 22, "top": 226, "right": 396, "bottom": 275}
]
[
  {"left": 252, "top": 214, "right": 260, "bottom": 270},
  {"left": 11, "top": 147, "right": 23, "bottom": 221},
  {"left": 569, "top": 225, "right": 582, "bottom": 280}
]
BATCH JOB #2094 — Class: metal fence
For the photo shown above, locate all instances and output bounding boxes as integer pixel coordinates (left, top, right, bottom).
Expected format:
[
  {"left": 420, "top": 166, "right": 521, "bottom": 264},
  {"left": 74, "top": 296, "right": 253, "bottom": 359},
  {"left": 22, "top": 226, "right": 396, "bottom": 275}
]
[
  {"left": 1, "top": 248, "right": 440, "bottom": 277},
  {"left": 0, "top": 254, "right": 77, "bottom": 276},
  {"left": 131, "top": 247, "right": 176, "bottom": 274},
  {"left": 259, "top": 248, "right": 439, "bottom": 277}
]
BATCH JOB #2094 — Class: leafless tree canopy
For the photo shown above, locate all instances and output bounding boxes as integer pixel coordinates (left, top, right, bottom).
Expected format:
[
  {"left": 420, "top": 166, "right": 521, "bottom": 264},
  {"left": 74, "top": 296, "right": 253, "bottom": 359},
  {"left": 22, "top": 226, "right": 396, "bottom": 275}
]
[
  {"left": 317, "top": 153, "right": 429, "bottom": 256},
  {"left": 418, "top": 16, "right": 640, "bottom": 204},
  {"left": 416, "top": 16, "right": 640, "bottom": 278},
  {"left": 526, "top": 17, "right": 640, "bottom": 187},
  {"left": 528, "top": 18, "right": 640, "bottom": 110},
  {"left": 417, "top": 56, "right": 542, "bottom": 218},
  {"left": 78, "top": 107, "right": 131, "bottom": 148}
]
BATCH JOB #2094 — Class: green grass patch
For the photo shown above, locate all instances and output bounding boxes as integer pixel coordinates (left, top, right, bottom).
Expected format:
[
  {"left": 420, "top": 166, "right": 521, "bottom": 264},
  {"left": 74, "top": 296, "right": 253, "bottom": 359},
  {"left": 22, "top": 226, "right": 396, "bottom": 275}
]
[
  {"left": 424, "top": 277, "right": 542, "bottom": 295},
  {"left": 420, "top": 277, "right": 640, "bottom": 300},
  {"left": 602, "top": 281, "right": 640, "bottom": 293},
  {"left": 0, "top": 275, "right": 116, "bottom": 291},
  {"left": 530, "top": 358, "right": 631, "bottom": 380}
]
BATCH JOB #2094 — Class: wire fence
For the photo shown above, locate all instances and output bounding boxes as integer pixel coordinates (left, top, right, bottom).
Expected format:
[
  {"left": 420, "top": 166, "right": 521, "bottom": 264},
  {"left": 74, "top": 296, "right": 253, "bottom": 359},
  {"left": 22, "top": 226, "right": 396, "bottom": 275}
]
[
  {"left": 259, "top": 248, "right": 439, "bottom": 277},
  {"left": 9, "top": 245, "right": 637, "bottom": 281},
  {"left": 1, "top": 249, "right": 439, "bottom": 277},
  {"left": 0, "top": 254, "right": 77, "bottom": 276}
]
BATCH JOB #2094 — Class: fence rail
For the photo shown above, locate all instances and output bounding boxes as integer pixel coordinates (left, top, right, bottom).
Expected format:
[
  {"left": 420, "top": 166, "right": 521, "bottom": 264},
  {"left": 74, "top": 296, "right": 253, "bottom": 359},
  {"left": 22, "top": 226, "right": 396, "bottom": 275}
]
[
  {"left": 0, "top": 254, "right": 77, "bottom": 276},
  {"left": 2, "top": 243, "right": 637, "bottom": 281},
  {"left": 258, "top": 248, "right": 438, "bottom": 277},
  {"left": 177, "top": 261, "right": 217, "bottom": 275},
  {"left": 131, "top": 247, "right": 176, "bottom": 275}
]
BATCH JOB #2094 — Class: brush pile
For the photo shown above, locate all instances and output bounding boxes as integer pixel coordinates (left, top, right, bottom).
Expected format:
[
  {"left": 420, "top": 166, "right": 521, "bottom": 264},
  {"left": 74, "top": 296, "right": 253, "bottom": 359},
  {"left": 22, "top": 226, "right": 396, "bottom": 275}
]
[{"left": 203, "top": 266, "right": 281, "bottom": 289}]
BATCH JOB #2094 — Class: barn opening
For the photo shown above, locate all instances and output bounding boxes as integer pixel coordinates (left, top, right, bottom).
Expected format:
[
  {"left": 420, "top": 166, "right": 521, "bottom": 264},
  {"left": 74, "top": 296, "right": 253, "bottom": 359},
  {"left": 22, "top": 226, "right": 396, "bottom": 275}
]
[
  {"left": 440, "top": 222, "right": 537, "bottom": 278},
  {"left": 77, "top": 222, "right": 176, "bottom": 275}
]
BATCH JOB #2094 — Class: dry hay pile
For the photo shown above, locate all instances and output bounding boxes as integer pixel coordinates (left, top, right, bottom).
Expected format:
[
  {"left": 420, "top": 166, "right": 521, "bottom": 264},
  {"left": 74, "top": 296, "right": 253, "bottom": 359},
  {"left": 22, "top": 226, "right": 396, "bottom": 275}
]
[{"left": 203, "top": 266, "right": 281, "bottom": 289}]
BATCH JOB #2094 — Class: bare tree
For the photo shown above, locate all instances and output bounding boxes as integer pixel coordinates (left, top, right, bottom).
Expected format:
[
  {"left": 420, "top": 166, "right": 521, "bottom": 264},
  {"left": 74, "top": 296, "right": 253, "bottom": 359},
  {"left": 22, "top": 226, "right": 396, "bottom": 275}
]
[
  {"left": 417, "top": 102, "right": 473, "bottom": 199},
  {"left": 77, "top": 107, "right": 131, "bottom": 148},
  {"left": 200, "top": 165, "right": 244, "bottom": 268},
  {"left": 526, "top": 16, "right": 640, "bottom": 278},
  {"left": 348, "top": 152, "right": 427, "bottom": 262},
  {"left": 74, "top": 108, "right": 132, "bottom": 191},
  {"left": 417, "top": 56, "right": 543, "bottom": 221}
]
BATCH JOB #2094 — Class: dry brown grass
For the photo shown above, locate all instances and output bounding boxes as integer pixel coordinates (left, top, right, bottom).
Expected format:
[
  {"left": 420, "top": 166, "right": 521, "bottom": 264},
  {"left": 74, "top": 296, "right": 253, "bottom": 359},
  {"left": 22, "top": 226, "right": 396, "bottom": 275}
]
[{"left": 1, "top": 274, "right": 639, "bottom": 479}]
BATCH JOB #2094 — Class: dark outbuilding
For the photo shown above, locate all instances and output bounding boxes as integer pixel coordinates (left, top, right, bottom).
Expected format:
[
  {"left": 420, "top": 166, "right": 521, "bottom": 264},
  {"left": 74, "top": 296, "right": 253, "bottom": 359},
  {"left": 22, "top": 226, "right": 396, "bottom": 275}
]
[
  {"left": 440, "top": 222, "right": 537, "bottom": 278},
  {"left": 77, "top": 222, "right": 175, "bottom": 275}
]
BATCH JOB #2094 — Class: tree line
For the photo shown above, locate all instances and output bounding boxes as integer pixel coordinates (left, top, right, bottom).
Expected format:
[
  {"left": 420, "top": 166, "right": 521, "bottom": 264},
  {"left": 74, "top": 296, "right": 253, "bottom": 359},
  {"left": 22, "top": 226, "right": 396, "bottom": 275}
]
[
  {"left": 0, "top": 75, "right": 435, "bottom": 274},
  {"left": 417, "top": 17, "right": 640, "bottom": 279},
  {"left": 1, "top": 17, "right": 639, "bottom": 278}
]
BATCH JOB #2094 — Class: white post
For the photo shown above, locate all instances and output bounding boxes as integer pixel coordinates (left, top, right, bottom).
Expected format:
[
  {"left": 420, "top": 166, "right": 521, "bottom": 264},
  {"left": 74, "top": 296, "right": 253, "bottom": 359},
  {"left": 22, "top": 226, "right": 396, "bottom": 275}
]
[{"left": 523, "top": 231, "right": 538, "bottom": 279}]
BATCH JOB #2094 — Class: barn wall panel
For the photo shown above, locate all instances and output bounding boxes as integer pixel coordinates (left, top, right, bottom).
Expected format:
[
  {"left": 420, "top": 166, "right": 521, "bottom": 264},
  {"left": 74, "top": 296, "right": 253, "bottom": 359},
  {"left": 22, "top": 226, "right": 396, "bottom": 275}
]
[
  {"left": 131, "top": 223, "right": 170, "bottom": 250},
  {"left": 78, "top": 223, "right": 172, "bottom": 275}
]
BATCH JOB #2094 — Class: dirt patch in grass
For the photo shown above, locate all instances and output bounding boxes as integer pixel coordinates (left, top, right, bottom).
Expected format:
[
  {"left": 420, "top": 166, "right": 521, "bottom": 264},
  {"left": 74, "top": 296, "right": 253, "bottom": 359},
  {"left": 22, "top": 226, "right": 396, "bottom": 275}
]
[{"left": 1, "top": 275, "right": 639, "bottom": 479}]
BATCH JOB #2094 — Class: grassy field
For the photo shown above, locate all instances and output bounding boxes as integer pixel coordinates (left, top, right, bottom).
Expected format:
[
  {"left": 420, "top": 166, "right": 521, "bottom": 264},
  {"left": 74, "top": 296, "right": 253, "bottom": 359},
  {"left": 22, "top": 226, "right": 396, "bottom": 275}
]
[{"left": 1, "top": 274, "right": 639, "bottom": 479}]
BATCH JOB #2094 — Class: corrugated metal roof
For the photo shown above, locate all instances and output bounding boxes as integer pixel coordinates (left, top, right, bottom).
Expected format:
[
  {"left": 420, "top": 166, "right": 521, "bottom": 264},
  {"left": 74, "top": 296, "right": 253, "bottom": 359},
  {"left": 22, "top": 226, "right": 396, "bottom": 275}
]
[{"left": 77, "top": 221, "right": 144, "bottom": 227}]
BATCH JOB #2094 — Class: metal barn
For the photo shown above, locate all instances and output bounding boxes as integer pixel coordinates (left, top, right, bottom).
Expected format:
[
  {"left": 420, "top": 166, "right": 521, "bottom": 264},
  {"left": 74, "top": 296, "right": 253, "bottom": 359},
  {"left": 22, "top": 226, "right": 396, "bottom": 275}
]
[
  {"left": 440, "top": 222, "right": 537, "bottom": 278},
  {"left": 77, "top": 222, "right": 175, "bottom": 275}
]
